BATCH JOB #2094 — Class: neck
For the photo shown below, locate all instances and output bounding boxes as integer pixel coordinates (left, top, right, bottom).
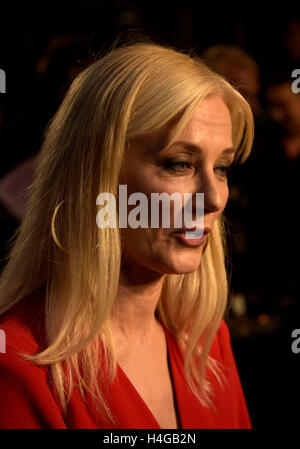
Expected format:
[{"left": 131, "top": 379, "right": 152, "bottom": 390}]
[{"left": 111, "top": 258, "right": 166, "bottom": 346}]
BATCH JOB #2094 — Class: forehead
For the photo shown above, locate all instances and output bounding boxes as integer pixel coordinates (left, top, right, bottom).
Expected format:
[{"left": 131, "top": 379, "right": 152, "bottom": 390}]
[
  {"left": 179, "top": 95, "right": 232, "bottom": 136},
  {"left": 171, "top": 95, "right": 233, "bottom": 149},
  {"left": 128, "top": 95, "right": 233, "bottom": 155}
]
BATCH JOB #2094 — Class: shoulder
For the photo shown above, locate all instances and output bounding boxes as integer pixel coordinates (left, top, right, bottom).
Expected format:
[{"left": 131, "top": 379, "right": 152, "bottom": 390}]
[
  {"left": 165, "top": 318, "right": 232, "bottom": 362},
  {"left": 0, "top": 289, "right": 46, "bottom": 355},
  {"left": 212, "top": 319, "right": 231, "bottom": 355},
  {"left": 0, "top": 290, "right": 48, "bottom": 390},
  {"left": 207, "top": 318, "right": 237, "bottom": 367},
  {"left": 0, "top": 291, "right": 67, "bottom": 428}
]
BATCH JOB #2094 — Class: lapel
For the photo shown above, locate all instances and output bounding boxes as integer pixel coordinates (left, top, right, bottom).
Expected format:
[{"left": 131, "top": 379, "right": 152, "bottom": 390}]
[{"left": 162, "top": 323, "right": 219, "bottom": 428}]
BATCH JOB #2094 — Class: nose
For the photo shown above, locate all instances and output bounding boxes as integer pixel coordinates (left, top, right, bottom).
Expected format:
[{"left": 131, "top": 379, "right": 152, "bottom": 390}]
[{"left": 193, "top": 171, "right": 224, "bottom": 214}]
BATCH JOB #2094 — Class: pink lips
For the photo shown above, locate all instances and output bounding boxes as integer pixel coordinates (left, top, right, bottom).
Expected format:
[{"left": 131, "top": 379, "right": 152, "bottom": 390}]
[
  {"left": 173, "top": 226, "right": 210, "bottom": 234},
  {"left": 173, "top": 226, "right": 210, "bottom": 247}
]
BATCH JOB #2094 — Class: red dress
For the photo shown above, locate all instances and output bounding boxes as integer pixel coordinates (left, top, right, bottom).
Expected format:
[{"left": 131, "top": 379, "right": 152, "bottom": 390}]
[{"left": 0, "top": 292, "right": 252, "bottom": 429}]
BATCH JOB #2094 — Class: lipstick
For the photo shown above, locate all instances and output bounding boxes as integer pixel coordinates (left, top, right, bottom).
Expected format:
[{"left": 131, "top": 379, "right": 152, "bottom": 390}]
[{"left": 173, "top": 227, "right": 210, "bottom": 247}]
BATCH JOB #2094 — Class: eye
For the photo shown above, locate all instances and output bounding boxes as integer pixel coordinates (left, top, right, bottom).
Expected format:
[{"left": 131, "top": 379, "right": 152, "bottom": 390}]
[
  {"left": 164, "top": 159, "right": 192, "bottom": 173},
  {"left": 214, "top": 164, "right": 233, "bottom": 177}
]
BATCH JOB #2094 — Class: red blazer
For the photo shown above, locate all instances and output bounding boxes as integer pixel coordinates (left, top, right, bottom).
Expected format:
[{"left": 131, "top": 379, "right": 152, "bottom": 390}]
[{"left": 0, "top": 293, "right": 252, "bottom": 429}]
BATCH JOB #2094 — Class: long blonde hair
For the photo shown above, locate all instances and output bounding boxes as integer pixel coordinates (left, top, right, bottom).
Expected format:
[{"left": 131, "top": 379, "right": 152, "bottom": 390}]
[{"left": 0, "top": 42, "right": 254, "bottom": 425}]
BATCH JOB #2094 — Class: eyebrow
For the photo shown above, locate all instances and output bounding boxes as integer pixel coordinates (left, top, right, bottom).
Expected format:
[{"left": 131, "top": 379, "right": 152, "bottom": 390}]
[{"left": 164, "top": 141, "right": 236, "bottom": 155}]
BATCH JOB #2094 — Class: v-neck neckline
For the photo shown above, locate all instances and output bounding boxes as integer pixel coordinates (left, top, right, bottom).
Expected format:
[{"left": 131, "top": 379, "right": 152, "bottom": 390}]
[{"left": 116, "top": 322, "right": 182, "bottom": 429}]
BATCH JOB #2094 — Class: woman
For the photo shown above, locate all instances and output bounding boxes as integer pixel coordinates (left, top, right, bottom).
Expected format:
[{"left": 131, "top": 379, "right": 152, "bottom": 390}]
[{"left": 0, "top": 42, "right": 254, "bottom": 429}]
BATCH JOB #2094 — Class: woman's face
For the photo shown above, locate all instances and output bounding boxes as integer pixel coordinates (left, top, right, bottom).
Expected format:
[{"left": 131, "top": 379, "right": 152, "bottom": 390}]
[{"left": 120, "top": 94, "right": 234, "bottom": 275}]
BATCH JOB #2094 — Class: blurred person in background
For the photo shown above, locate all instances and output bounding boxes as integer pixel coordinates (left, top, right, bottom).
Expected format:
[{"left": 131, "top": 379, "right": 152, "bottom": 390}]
[
  {"left": 202, "top": 44, "right": 285, "bottom": 322},
  {"left": 202, "top": 44, "right": 262, "bottom": 117},
  {"left": 266, "top": 69, "right": 300, "bottom": 160},
  {"left": 0, "top": 34, "right": 91, "bottom": 272},
  {"left": 263, "top": 69, "right": 300, "bottom": 304},
  {"left": 203, "top": 43, "right": 300, "bottom": 429},
  {"left": 282, "top": 18, "right": 300, "bottom": 66}
]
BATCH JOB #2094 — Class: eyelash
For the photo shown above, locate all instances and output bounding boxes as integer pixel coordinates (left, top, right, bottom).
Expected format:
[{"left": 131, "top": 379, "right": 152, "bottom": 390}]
[
  {"left": 163, "top": 159, "right": 233, "bottom": 177},
  {"left": 164, "top": 160, "right": 192, "bottom": 172},
  {"left": 214, "top": 165, "right": 233, "bottom": 177}
]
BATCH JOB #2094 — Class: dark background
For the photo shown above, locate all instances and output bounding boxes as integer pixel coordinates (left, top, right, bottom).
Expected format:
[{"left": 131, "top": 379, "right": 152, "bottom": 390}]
[{"left": 0, "top": 0, "right": 300, "bottom": 429}]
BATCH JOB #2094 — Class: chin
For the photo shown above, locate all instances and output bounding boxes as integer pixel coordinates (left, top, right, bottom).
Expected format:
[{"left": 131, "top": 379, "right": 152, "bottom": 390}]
[{"left": 161, "top": 253, "right": 203, "bottom": 275}]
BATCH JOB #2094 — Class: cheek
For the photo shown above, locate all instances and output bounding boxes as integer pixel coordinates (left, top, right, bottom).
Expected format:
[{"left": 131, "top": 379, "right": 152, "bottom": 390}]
[
  {"left": 121, "top": 226, "right": 167, "bottom": 270},
  {"left": 220, "top": 184, "right": 230, "bottom": 212},
  {"left": 121, "top": 224, "right": 158, "bottom": 248},
  {"left": 122, "top": 160, "right": 159, "bottom": 196},
  {"left": 121, "top": 227, "right": 146, "bottom": 262},
  {"left": 125, "top": 177, "right": 152, "bottom": 197}
]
